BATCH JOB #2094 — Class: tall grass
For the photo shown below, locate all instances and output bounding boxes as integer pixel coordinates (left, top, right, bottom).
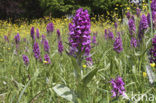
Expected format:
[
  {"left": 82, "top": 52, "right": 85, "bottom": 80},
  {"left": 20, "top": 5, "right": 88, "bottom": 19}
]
[{"left": 0, "top": 7, "right": 156, "bottom": 103}]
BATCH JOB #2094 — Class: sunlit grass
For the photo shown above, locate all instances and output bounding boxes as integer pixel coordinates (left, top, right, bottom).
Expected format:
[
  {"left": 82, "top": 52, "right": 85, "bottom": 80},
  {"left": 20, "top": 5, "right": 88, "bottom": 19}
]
[{"left": 0, "top": 5, "right": 156, "bottom": 102}]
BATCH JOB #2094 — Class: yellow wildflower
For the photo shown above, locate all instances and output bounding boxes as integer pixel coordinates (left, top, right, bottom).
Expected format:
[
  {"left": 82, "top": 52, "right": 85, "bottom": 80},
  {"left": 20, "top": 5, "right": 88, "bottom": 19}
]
[
  {"left": 0, "top": 59, "right": 3, "bottom": 62},
  {"left": 127, "top": 7, "right": 130, "bottom": 10},
  {"left": 143, "top": 72, "right": 147, "bottom": 78},
  {"left": 82, "top": 64, "right": 87, "bottom": 68},
  {"left": 150, "top": 63, "right": 155, "bottom": 68},
  {"left": 43, "top": 61, "right": 48, "bottom": 64},
  {"left": 107, "top": 11, "right": 110, "bottom": 15},
  {"left": 118, "top": 19, "right": 121, "bottom": 22}
]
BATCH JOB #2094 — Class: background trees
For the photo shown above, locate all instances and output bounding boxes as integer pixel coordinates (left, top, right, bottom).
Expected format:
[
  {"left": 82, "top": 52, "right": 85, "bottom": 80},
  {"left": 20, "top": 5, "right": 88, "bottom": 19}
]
[{"left": 0, "top": 0, "right": 137, "bottom": 21}]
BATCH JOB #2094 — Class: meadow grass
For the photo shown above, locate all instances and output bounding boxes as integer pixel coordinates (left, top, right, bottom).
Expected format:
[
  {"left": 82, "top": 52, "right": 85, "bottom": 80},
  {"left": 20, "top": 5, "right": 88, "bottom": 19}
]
[{"left": 0, "top": 13, "right": 156, "bottom": 103}]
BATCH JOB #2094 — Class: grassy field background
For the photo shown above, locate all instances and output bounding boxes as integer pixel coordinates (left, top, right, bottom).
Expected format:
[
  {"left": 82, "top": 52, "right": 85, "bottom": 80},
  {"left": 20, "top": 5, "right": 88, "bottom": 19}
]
[{"left": 0, "top": 8, "right": 156, "bottom": 103}]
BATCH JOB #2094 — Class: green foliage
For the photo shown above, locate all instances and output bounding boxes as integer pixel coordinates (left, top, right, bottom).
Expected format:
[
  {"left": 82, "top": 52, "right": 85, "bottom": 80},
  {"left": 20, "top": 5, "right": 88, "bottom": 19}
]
[
  {"left": 81, "top": 68, "right": 98, "bottom": 86},
  {"left": 0, "top": 18, "right": 156, "bottom": 102},
  {"left": 52, "top": 84, "right": 78, "bottom": 103},
  {"left": 0, "top": 1, "right": 155, "bottom": 102},
  {"left": 39, "top": 0, "right": 129, "bottom": 17}
]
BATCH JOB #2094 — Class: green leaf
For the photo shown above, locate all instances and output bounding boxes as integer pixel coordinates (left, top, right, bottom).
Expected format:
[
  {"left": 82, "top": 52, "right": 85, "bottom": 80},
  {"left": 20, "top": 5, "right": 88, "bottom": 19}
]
[
  {"left": 17, "top": 67, "right": 39, "bottom": 103},
  {"left": 53, "top": 84, "right": 78, "bottom": 103},
  {"left": 70, "top": 56, "right": 81, "bottom": 79},
  {"left": 98, "top": 63, "right": 110, "bottom": 72},
  {"left": 34, "top": 68, "right": 39, "bottom": 77},
  {"left": 81, "top": 68, "right": 98, "bottom": 86},
  {"left": 146, "top": 38, "right": 152, "bottom": 48},
  {"left": 134, "top": 52, "right": 141, "bottom": 57},
  {"left": 132, "top": 65, "right": 137, "bottom": 74},
  {"left": 114, "top": 56, "right": 119, "bottom": 65},
  {"left": 17, "top": 78, "right": 33, "bottom": 103}
]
